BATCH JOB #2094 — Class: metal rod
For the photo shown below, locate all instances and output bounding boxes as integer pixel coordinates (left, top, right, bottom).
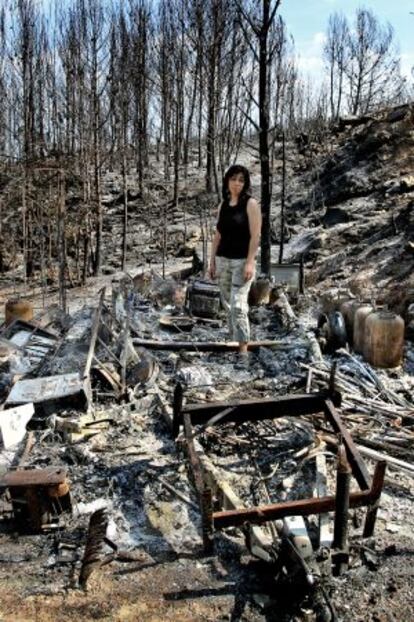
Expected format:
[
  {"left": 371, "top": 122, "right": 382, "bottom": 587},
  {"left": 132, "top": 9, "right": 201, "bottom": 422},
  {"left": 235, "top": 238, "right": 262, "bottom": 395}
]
[
  {"left": 363, "top": 460, "right": 386, "bottom": 538},
  {"left": 323, "top": 398, "right": 370, "bottom": 491},
  {"left": 213, "top": 489, "right": 374, "bottom": 529},
  {"left": 332, "top": 444, "right": 351, "bottom": 576},
  {"left": 333, "top": 444, "right": 351, "bottom": 550}
]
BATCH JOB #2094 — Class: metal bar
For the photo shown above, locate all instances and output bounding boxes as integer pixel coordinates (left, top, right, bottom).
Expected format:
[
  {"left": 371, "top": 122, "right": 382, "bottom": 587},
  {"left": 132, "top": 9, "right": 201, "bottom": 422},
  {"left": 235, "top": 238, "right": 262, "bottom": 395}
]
[
  {"left": 333, "top": 445, "right": 351, "bottom": 551},
  {"left": 363, "top": 460, "right": 386, "bottom": 538},
  {"left": 183, "top": 393, "right": 328, "bottom": 426},
  {"left": 212, "top": 489, "right": 374, "bottom": 529},
  {"left": 323, "top": 398, "right": 370, "bottom": 491},
  {"left": 0, "top": 467, "right": 67, "bottom": 487},
  {"left": 189, "top": 407, "right": 236, "bottom": 440},
  {"left": 83, "top": 287, "right": 106, "bottom": 380},
  {"left": 332, "top": 445, "right": 351, "bottom": 575}
]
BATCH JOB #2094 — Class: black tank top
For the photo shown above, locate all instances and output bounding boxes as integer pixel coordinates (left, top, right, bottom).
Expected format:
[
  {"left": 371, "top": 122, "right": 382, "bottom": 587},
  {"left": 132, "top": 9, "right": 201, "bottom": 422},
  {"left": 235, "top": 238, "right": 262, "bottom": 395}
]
[{"left": 216, "top": 196, "right": 250, "bottom": 259}]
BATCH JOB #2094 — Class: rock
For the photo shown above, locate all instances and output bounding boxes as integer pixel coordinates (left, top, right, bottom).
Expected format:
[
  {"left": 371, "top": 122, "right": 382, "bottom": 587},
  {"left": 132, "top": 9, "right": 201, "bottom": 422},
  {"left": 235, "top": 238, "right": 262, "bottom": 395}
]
[
  {"left": 322, "top": 206, "right": 352, "bottom": 226},
  {"left": 400, "top": 175, "right": 414, "bottom": 192},
  {"left": 175, "top": 243, "right": 195, "bottom": 257},
  {"left": 324, "top": 169, "right": 373, "bottom": 206},
  {"left": 356, "top": 128, "right": 391, "bottom": 157},
  {"left": 383, "top": 179, "right": 401, "bottom": 195},
  {"left": 387, "top": 106, "right": 409, "bottom": 123},
  {"left": 338, "top": 115, "right": 372, "bottom": 129},
  {"left": 277, "top": 228, "right": 324, "bottom": 263}
]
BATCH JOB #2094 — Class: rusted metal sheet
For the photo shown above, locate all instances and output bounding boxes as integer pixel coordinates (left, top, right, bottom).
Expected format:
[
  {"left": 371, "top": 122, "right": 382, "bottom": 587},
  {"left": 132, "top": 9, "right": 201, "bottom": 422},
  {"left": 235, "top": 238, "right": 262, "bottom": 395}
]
[
  {"left": 5, "top": 373, "right": 90, "bottom": 411},
  {"left": 0, "top": 467, "right": 67, "bottom": 487}
]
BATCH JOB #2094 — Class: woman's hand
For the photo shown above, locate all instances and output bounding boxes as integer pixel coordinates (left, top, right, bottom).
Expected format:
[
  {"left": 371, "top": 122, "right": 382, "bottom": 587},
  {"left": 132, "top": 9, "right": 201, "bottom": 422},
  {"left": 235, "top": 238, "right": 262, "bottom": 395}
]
[
  {"left": 244, "top": 259, "right": 255, "bottom": 281},
  {"left": 209, "top": 258, "right": 216, "bottom": 280}
]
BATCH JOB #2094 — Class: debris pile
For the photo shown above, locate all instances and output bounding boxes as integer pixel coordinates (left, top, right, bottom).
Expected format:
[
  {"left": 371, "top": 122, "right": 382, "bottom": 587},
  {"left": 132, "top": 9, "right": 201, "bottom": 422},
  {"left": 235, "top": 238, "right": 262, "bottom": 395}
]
[{"left": 0, "top": 270, "right": 413, "bottom": 621}]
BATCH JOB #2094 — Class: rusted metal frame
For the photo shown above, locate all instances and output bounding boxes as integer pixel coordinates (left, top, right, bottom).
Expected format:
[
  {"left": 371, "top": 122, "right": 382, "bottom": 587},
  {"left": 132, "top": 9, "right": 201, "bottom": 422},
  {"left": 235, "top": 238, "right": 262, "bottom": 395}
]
[
  {"left": 182, "top": 412, "right": 213, "bottom": 552},
  {"left": 177, "top": 386, "right": 384, "bottom": 539},
  {"left": 83, "top": 287, "right": 106, "bottom": 380},
  {"left": 180, "top": 392, "right": 336, "bottom": 427},
  {"left": 323, "top": 398, "right": 370, "bottom": 491},
  {"left": 212, "top": 488, "right": 375, "bottom": 529},
  {"left": 362, "top": 460, "right": 387, "bottom": 538}
]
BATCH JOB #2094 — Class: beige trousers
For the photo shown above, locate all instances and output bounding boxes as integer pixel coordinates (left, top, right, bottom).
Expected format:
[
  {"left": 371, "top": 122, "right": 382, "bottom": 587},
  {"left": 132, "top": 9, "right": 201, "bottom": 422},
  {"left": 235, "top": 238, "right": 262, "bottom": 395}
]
[{"left": 216, "top": 256, "right": 254, "bottom": 342}]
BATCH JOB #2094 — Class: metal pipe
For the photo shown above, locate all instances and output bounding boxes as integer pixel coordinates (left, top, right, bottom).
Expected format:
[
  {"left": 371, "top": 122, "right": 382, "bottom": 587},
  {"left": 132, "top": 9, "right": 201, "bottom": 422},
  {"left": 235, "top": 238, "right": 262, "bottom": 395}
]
[{"left": 332, "top": 444, "right": 351, "bottom": 569}]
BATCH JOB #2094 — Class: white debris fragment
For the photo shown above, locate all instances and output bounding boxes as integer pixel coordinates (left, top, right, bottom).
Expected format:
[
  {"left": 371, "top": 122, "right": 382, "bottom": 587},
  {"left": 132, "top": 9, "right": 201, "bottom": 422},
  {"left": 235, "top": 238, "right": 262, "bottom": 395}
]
[
  {"left": 176, "top": 366, "right": 213, "bottom": 388},
  {"left": 0, "top": 403, "right": 34, "bottom": 449},
  {"left": 385, "top": 522, "right": 400, "bottom": 533},
  {"left": 74, "top": 498, "right": 110, "bottom": 516}
]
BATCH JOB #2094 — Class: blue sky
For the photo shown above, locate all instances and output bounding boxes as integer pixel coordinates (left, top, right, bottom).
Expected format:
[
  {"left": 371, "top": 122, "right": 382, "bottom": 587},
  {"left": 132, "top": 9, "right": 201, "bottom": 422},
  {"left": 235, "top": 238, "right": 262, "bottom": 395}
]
[{"left": 279, "top": 0, "right": 414, "bottom": 80}]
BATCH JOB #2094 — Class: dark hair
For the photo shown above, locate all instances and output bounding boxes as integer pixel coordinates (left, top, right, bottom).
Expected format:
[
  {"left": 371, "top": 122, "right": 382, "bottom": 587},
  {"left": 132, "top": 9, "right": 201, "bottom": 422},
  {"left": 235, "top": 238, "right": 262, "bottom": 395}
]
[{"left": 222, "top": 164, "right": 251, "bottom": 202}]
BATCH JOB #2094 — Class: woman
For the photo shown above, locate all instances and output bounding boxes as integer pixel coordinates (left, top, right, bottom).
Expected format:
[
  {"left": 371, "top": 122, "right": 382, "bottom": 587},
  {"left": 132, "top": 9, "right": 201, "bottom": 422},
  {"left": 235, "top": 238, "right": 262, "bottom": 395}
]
[{"left": 209, "top": 164, "right": 261, "bottom": 364}]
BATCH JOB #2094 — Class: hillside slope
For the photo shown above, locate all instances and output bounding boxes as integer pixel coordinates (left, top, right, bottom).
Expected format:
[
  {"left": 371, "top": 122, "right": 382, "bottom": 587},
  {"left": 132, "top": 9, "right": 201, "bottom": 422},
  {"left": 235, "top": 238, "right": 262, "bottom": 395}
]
[{"left": 277, "top": 103, "right": 414, "bottom": 319}]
